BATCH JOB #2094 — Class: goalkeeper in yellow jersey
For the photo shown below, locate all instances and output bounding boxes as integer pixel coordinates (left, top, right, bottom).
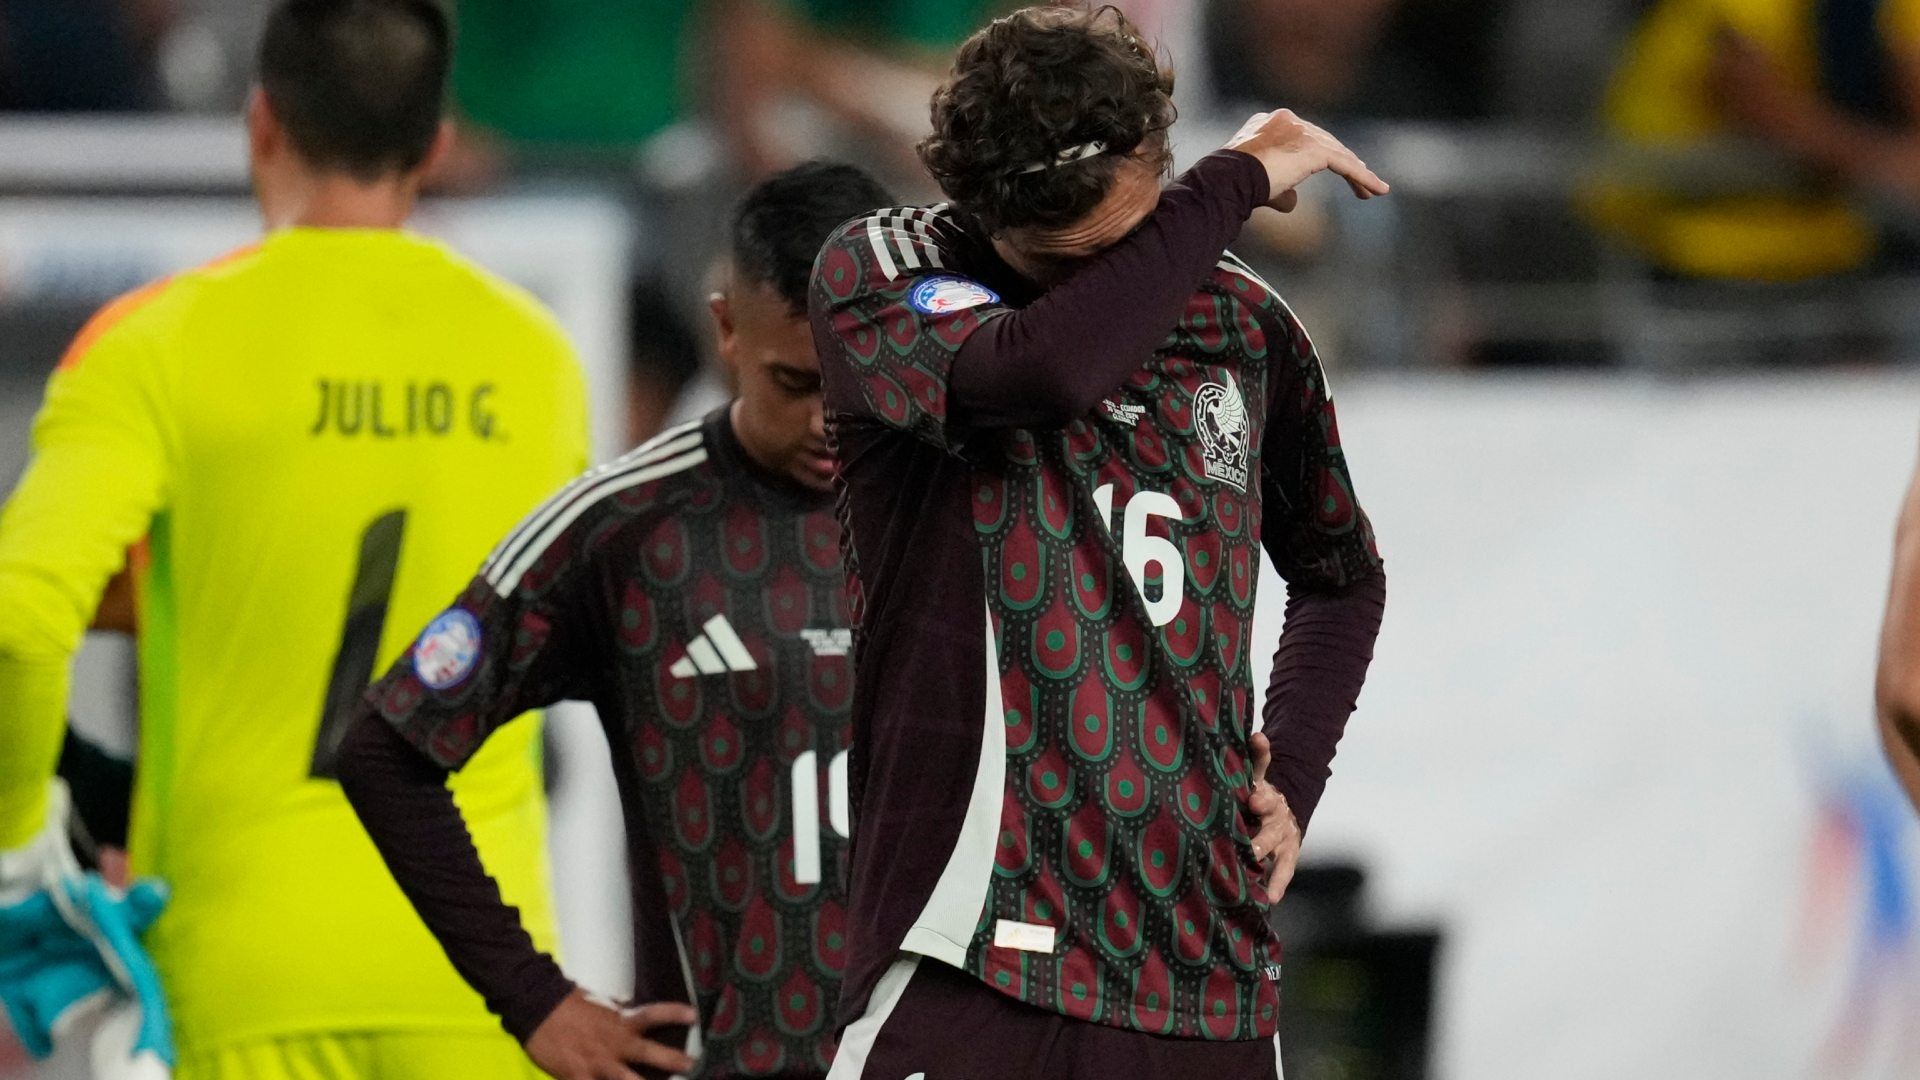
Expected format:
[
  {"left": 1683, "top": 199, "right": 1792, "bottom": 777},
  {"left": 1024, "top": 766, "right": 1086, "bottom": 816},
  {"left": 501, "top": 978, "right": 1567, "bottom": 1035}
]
[{"left": 0, "top": 1, "right": 589, "bottom": 1077}]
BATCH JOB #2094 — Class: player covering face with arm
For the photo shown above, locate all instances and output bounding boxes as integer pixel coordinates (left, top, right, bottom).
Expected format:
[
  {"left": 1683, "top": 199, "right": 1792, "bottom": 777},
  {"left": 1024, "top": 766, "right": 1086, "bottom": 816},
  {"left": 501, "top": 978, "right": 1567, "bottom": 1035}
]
[
  {"left": 810, "top": 7, "right": 1387, "bottom": 1078},
  {"left": 337, "top": 162, "right": 898, "bottom": 1080}
]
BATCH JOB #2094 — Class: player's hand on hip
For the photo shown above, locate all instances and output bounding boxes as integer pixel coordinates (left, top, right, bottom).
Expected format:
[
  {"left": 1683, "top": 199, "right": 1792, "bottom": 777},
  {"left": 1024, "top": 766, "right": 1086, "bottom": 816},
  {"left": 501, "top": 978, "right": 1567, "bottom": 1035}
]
[
  {"left": 1224, "top": 109, "right": 1390, "bottom": 213},
  {"left": 525, "top": 990, "right": 697, "bottom": 1080},
  {"left": 1245, "top": 731, "right": 1303, "bottom": 903}
]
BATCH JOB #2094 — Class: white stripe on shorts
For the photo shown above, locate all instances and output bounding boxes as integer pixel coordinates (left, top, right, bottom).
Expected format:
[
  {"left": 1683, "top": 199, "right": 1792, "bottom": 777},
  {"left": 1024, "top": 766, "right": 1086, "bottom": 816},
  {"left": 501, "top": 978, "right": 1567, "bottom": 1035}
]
[{"left": 826, "top": 955, "right": 921, "bottom": 1080}]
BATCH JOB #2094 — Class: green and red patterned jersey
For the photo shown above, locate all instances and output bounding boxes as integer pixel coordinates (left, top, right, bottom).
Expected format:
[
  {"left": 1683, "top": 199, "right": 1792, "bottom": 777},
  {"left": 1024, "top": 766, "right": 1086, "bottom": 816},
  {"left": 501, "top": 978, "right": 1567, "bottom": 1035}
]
[
  {"left": 363, "top": 407, "right": 853, "bottom": 1079},
  {"left": 811, "top": 151, "right": 1384, "bottom": 1043}
]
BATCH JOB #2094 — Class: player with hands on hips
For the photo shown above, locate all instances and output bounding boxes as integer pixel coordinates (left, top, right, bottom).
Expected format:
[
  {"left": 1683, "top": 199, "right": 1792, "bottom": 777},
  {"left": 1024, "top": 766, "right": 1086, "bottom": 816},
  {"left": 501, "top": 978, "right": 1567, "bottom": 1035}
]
[{"left": 340, "top": 162, "right": 901, "bottom": 1080}]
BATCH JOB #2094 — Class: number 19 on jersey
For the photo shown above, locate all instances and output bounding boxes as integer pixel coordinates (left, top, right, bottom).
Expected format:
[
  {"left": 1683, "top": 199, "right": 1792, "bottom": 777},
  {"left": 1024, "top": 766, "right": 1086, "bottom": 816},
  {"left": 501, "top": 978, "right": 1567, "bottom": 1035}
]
[{"left": 791, "top": 750, "right": 850, "bottom": 885}]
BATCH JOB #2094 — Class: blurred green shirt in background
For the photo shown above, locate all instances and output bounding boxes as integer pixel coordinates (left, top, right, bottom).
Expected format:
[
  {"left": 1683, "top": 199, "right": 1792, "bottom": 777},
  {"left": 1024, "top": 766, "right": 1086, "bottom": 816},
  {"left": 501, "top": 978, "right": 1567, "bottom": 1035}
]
[
  {"left": 786, "top": 0, "right": 1000, "bottom": 52},
  {"left": 450, "top": 0, "right": 694, "bottom": 151}
]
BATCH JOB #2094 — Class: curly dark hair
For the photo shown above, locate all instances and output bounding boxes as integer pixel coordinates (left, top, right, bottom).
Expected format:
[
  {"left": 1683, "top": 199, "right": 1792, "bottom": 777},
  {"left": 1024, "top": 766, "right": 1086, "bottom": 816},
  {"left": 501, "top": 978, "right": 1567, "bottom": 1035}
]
[{"left": 918, "top": 5, "right": 1176, "bottom": 234}]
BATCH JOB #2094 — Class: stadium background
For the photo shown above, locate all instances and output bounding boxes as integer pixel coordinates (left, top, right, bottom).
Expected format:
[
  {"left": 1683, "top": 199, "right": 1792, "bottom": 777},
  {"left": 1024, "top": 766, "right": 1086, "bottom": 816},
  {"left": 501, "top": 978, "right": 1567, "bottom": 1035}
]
[{"left": 4, "top": 0, "right": 1920, "bottom": 1077}]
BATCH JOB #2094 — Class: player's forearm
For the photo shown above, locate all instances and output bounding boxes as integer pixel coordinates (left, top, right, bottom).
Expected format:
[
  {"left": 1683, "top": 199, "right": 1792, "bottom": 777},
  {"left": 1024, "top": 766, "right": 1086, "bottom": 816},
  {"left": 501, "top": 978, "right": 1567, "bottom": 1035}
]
[
  {"left": 951, "top": 150, "right": 1270, "bottom": 428},
  {"left": 335, "top": 714, "right": 576, "bottom": 1041},
  {"left": 0, "top": 645, "right": 73, "bottom": 849},
  {"left": 1260, "top": 571, "right": 1385, "bottom": 833},
  {"left": 0, "top": 495, "right": 107, "bottom": 849}
]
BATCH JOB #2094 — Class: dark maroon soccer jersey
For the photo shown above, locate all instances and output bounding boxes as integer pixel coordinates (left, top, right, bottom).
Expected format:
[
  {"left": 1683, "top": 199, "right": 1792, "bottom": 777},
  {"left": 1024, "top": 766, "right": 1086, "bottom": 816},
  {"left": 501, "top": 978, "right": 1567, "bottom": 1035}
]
[
  {"left": 367, "top": 407, "right": 854, "bottom": 1079},
  {"left": 811, "top": 154, "right": 1382, "bottom": 1043}
]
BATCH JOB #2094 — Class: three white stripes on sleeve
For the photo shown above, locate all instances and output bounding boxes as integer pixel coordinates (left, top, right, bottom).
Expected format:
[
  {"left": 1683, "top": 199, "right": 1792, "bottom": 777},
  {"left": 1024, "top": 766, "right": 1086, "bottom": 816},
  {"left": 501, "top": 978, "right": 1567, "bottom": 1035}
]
[
  {"left": 862, "top": 205, "right": 948, "bottom": 282},
  {"left": 481, "top": 418, "right": 708, "bottom": 597}
]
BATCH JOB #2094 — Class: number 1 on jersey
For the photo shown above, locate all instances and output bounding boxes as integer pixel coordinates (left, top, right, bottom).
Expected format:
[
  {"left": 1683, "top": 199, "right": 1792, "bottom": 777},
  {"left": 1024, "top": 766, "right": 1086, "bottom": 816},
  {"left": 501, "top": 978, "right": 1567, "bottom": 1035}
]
[
  {"left": 1094, "top": 483, "right": 1185, "bottom": 627},
  {"left": 310, "top": 509, "right": 407, "bottom": 779}
]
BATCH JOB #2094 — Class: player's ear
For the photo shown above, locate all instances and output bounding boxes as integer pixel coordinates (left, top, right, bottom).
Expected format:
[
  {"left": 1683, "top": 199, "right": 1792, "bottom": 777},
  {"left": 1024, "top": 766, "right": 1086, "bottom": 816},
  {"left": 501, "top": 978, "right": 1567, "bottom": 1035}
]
[
  {"left": 419, "top": 120, "right": 458, "bottom": 180},
  {"left": 708, "top": 290, "right": 740, "bottom": 371},
  {"left": 246, "top": 87, "right": 279, "bottom": 164}
]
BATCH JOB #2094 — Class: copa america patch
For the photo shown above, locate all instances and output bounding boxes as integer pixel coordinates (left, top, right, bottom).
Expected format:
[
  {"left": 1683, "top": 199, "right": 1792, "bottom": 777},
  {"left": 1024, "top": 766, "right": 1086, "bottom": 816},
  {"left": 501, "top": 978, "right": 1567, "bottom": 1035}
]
[
  {"left": 413, "top": 608, "right": 482, "bottom": 690},
  {"left": 909, "top": 275, "right": 999, "bottom": 316}
]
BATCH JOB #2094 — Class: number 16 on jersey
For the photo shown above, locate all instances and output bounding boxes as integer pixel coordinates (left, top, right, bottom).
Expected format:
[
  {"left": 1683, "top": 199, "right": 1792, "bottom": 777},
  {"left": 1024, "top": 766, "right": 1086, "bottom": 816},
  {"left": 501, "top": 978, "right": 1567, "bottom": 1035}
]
[{"left": 1093, "top": 483, "right": 1184, "bottom": 628}]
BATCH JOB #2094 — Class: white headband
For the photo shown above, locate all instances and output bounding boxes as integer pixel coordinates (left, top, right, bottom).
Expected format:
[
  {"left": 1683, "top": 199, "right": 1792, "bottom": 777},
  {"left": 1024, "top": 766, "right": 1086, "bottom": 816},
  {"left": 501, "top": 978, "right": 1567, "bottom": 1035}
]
[{"left": 1017, "top": 141, "right": 1109, "bottom": 175}]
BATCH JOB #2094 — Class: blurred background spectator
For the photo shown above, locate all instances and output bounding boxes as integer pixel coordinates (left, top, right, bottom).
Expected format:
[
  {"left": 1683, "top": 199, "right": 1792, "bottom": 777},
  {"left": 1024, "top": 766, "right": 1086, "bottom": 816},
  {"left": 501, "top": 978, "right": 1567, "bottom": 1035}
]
[
  {"left": 422, "top": 0, "right": 1002, "bottom": 439},
  {"left": 1205, "top": 0, "right": 1502, "bottom": 123},
  {"left": 1593, "top": 0, "right": 1920, "bottom": 283},
  {"left": 1575, "top": 0, "right": 1920, "bottom": 364},
  {"left": 0, "top": 0, "right": 172, "bottom": 110}
]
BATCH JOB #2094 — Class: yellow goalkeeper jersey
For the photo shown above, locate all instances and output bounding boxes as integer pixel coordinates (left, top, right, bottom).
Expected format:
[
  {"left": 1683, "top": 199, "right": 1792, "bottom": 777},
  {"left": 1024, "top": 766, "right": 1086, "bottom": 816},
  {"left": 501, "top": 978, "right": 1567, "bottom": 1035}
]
[{"left": 0, "top": 228, "right": 588, "bottom": 1052}]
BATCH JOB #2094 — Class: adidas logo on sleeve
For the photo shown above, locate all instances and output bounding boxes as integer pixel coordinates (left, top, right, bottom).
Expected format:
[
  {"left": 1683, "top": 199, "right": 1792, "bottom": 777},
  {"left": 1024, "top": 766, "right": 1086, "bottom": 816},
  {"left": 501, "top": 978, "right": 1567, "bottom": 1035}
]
[{"left": 669, "top": 614, "right": 759, "bottom": 678}]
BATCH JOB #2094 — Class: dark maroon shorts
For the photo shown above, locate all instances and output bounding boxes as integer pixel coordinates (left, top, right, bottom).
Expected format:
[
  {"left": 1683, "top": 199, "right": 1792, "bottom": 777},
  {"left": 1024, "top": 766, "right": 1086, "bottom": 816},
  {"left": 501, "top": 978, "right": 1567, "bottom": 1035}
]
[{"left": 826, "top": 955, "right": 1282, "bottom": 1080}]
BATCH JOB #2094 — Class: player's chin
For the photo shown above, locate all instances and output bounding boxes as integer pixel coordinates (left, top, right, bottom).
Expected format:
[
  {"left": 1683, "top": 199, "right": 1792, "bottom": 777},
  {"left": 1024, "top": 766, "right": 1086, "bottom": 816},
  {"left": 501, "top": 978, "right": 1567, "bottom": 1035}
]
[{"left": 796, "top": 451, "right": 837, "bottom": 490}]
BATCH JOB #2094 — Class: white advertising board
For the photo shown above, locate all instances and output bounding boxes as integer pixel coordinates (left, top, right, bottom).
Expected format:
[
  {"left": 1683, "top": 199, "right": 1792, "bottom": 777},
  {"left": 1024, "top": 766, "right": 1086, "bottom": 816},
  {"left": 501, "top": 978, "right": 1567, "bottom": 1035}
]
[{"left": 1270, "top": 376, "right": 1920, "bottom": 1080}]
